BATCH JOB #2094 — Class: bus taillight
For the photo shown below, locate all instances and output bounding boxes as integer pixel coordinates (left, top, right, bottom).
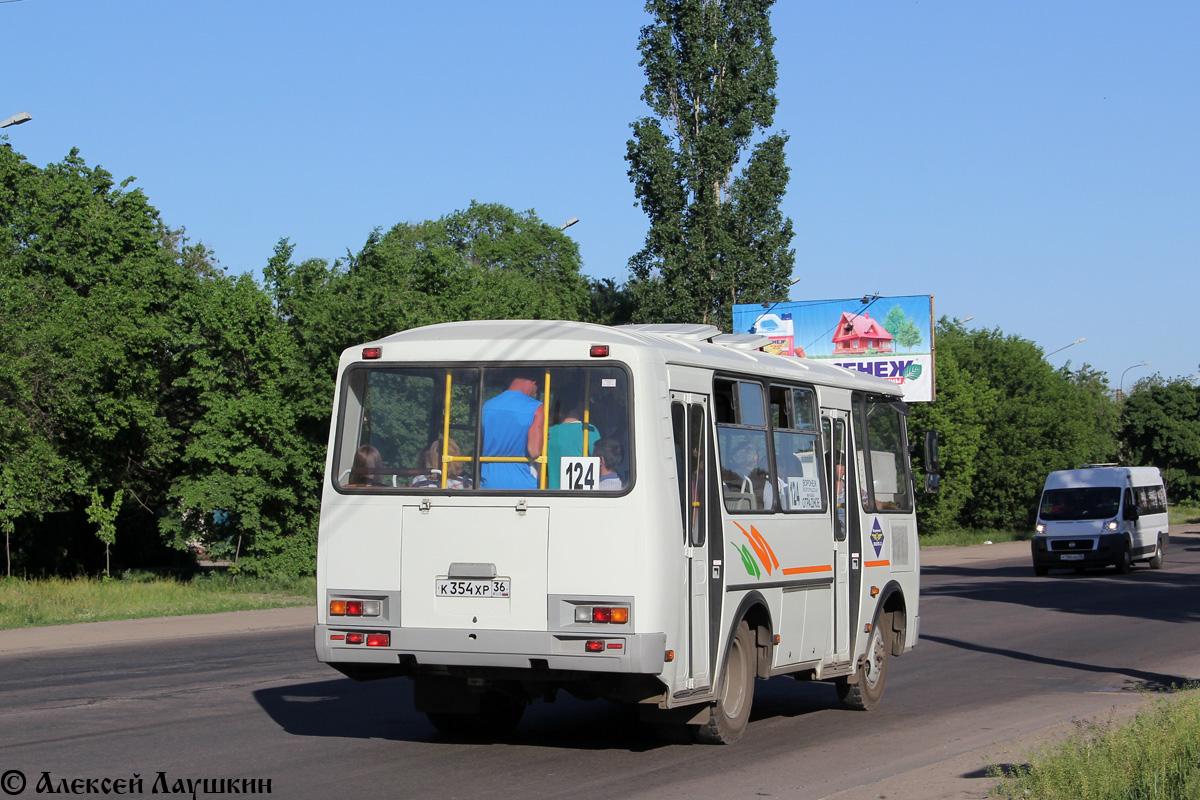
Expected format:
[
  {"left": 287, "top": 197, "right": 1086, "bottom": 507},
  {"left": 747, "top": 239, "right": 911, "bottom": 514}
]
[
  {"left": 574, "top": 605, "right": 630, "bottom": 623},
  {"left": 329, "top": 599, "right": 381, "bottom": 617}
]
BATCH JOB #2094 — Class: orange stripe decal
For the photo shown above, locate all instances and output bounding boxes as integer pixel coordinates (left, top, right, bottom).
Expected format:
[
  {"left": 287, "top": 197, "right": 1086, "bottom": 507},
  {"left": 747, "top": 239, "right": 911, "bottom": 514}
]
[
  {"left": 748, "top": 524, "right": 780, "bottom": 571},
  {"left": 782, "top": 564, "right": 833, "bottom": 575},
  {"left": 864, "top": 560, "right": 890, "bottom": 568},
  {"left": 733, "top": 522, "right": 774, "bottom": 576}
]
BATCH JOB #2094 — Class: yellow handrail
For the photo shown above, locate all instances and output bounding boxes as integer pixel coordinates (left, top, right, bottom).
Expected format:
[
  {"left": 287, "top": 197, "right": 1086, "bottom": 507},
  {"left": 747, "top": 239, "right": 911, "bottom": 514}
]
[
  {"left": 537, "top": 370, "right": 550, "bottom": 488},
  {"left": 441, "top": 372, "right": 453, "bottom": 489}
]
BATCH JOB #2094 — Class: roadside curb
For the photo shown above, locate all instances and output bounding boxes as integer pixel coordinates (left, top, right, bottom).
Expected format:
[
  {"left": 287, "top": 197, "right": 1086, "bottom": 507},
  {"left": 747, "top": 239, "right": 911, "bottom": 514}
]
[{"left": 0, "top": 605, "right": 315, "bottom": 656}]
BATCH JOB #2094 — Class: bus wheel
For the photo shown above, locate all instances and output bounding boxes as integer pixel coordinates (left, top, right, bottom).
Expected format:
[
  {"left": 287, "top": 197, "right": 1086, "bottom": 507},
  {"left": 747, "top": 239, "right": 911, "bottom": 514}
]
[
  {"left": 694, "top": 620, "right": 755, "bottom": 744},
  {"left": 1033, "top": 564, "right": 1049, "bottom": 577},
  {"left": 837, "top": 617, "right": 889, "bottom": 711},
  {"left": 1115, "top": 541, "right": 1133, "bottom": 574},
  {"left": 1149, "top": 536, "right": 1164, "bottom": 569},
  {"left": 426, "top": 692, "right": 524, "bottom": 738}
]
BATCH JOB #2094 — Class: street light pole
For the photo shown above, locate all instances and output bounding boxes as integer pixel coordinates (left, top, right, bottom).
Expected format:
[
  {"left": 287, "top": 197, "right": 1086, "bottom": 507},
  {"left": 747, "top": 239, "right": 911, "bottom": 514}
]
[
  {"left": 0, "top": 111, "right": 32, "bottom": 129},
  {"left": 1045, "top": 337, "right": 1086, "bottom": 359},
  {"left": 1119, "top": 360, "right": 1152, "bottom": 400}
]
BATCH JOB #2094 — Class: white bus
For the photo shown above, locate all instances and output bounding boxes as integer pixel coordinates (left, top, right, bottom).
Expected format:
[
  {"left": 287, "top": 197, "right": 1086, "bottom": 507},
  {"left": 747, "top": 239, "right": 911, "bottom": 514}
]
[{"left": 314, "top": 320, "right": 938, "bottom": 743}]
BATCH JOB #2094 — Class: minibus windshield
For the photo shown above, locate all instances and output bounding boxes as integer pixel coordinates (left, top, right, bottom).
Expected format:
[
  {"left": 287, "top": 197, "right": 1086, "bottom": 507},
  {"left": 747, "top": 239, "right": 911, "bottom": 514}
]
[{"left": 1039, "top": 487, "right": 1121, "bottom": 521}]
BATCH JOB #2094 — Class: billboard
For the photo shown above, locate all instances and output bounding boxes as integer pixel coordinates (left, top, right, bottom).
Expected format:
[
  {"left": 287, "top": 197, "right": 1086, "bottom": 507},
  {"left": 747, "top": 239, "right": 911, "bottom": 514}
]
[{"left": 732, "top": 295, "right": 936, "bottom": 402}]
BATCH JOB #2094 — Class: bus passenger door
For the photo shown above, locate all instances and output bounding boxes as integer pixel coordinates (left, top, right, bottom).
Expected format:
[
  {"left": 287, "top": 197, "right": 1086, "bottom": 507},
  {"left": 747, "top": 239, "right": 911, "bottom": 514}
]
[
  {"left": 824, "top": 412, "right": 852, "bottom": 665},
  {"left": 672, "top": 394, "right": 713, "bottom": 691}
]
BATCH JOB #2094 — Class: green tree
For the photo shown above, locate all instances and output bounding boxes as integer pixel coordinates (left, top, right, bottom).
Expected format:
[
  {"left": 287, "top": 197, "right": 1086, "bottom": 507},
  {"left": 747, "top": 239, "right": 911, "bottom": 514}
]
[
  {"left": 159, "top": 273, "right": 320, "bottom": 577},
  {"left": 86, "top": 488, "right": 123, "bottom": 577},
  {"left": 266, "top": 201, "right": 591, "bottom": 394},
  {"left": 909, "top": 320, "right": 997, "bottom": 534},
  {"left": 882, "top": 305, "right": 923, "bottom": 352},
  {"left": 587, "top": 277, "right": 636, "bottom": 326},
  {"left": 910, "top": 319, "right": 1119, "bottom": 533},
  {"left": 1120, "top": 378, "right": 1200, "bottom": 503},
  {"left": 0, "top": 145, "right": 199, "bottom": 573},
  {"left": 626, "top": 0, "right": 795, "bottom": 330}
]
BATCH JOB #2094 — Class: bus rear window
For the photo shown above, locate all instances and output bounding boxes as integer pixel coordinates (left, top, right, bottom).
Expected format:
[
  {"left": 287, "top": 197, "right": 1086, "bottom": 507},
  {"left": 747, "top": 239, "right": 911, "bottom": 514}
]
[{"left": 334, "top": 364, "right": 631, "bottom": 493}]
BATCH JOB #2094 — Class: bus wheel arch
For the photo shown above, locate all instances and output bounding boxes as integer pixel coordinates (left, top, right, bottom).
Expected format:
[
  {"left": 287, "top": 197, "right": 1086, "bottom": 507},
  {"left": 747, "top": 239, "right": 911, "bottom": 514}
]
[
  {"left": 729, "top": 592, "right": 775, "bottom": 679},
  {"left": 694, "top": 619, "right": 756, "bottom": 744},
  {"left": 693, "top": 595, "right": 772, "bottom": 745},
  {"left": 876, "top": 582, "right": 908, "bottom": 657}
]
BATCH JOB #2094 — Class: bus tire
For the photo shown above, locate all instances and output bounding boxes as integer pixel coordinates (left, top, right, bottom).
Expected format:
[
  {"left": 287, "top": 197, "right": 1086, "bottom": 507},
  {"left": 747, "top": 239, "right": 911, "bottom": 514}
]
[
  {"left": 694, "top": 620, "right": 755, "bottom": 745},
  {"left": 1033, "top": 564, "right": 1048, "bottom": 577},
  {"left": 836, "top": 616, "right": 889, "bottom": 711},
  {"left": 426, "top": 692, "right": 524, "bottom": 738},
  {"left": 1149, "top": 536, "right": 1164, "bottom": 569},
  {"left": 1115, "top": 540, "right": 1133, "bottom": 574}
]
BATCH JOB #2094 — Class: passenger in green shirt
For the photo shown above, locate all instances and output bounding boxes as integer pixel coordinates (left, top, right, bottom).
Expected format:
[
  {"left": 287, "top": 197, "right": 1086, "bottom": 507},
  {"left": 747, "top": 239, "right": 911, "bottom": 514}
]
[{"left": 547, "top": 391, "right": 601, "bottom": 490}]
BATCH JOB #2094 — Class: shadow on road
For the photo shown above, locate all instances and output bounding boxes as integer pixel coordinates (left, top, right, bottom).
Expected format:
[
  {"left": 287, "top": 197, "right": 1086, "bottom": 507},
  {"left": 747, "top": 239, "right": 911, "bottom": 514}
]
[
  {"left": 922, "top": 555, "right": 1200, "bottom": 625},
  {"left": 254, "top": 676, "right": 680, "bottom": 751},
  {"left": 921, "top": 633, "right": 1192, "bottom": 690},
  {"left": 254, "top": 671, "right": 847, "bottom": 749}
]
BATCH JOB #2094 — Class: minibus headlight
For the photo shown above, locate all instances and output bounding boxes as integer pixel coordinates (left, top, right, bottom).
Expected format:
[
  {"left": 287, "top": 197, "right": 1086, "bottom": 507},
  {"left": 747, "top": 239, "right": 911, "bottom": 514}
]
[
  {"left": 1035, "top": 523, "right": 1045, "bottom": 534},
  {"left": 1105, "top": 520, "right": 1119, "bottom": 531}
]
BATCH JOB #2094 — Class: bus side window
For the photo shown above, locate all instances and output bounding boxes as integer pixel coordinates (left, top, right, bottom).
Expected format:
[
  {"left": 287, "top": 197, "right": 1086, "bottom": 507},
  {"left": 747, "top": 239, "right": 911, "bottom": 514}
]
[
  {"left": 716, "top": 379, "right": 771, "bottom": 512},
  {"left": 770, "top": 385, "right": 823, "bottom": 513}
]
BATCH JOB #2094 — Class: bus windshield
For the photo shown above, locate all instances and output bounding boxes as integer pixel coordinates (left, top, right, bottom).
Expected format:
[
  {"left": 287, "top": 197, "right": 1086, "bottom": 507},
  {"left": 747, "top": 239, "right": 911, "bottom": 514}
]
[
  {"left": 1039, "top": 487, "right": 1121, "bottom": 521},
  {"left": 334, "top": 364, "right": 631, "bottom": 493}
]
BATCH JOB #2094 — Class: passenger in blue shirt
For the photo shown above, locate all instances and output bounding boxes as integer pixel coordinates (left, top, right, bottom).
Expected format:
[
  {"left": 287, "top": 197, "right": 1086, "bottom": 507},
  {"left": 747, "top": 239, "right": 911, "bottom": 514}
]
[{"left": 481, "top": 376, "right": 545, "bottom": 490}]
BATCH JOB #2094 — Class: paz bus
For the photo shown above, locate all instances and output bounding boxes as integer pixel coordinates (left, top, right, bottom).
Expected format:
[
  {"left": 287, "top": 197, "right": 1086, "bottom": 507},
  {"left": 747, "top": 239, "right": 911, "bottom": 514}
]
[{"left": 314, "top": 320, "right": 939, "bottom": 743}]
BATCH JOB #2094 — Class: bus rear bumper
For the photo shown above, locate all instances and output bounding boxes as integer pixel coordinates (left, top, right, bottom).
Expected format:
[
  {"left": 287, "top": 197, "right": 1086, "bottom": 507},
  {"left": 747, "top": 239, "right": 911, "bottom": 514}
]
[{"left": 315, "top": 624, "right": 667, "bottom": 675}]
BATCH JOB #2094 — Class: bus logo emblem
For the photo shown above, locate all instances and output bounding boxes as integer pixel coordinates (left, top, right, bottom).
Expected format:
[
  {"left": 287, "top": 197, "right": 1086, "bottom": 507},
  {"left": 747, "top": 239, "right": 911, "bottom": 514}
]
[{"left": 871, "top": 519, "right": 884, "bottom": 556}]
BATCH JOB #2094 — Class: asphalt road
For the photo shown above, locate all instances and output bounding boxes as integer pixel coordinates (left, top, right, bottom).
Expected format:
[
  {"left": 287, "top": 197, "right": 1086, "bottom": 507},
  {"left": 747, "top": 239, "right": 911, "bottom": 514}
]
[{"left": 1, "top": 527, "right": 1198, "bottom": 800}]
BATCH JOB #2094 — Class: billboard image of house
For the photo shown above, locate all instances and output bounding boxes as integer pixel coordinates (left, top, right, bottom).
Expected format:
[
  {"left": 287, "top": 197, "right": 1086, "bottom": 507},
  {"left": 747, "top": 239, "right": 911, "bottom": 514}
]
[
  {"left": 733, "top": 295, "right": 936, "bottom": 402},
  {"left": 832, "top": 311, "right": 894, "bottom": 356}
]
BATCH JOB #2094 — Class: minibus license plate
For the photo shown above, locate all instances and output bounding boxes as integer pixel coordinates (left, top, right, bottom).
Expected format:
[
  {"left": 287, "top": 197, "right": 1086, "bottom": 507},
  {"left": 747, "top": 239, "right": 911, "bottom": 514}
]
[
  {"left": 436, "top": 579, "right": 510, "bottom": 597},
  {"left": 1059, "top": 553, "right": 1084, "bottom": 561}
]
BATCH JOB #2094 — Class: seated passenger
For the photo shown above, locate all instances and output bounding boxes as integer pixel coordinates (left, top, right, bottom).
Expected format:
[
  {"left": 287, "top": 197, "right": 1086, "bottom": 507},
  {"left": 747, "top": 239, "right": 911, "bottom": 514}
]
[
  {"left": 593, "top": 438, "right": 624, "bottom": 490},
  {"left": 348, "top": 445, "right": 385, "bottom": 487},
  {"left": 411, "top": 438, "right": 471, "bottom": 489}
]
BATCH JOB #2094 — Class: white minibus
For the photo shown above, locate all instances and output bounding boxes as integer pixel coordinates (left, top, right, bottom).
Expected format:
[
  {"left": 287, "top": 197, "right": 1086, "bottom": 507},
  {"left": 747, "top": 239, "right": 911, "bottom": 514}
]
[
  {"left": 1031, "top": 465, "right": 1169, "bottom": 575},
  {"left": 314, "top": 320, "right": 938, "bottom": 743}
]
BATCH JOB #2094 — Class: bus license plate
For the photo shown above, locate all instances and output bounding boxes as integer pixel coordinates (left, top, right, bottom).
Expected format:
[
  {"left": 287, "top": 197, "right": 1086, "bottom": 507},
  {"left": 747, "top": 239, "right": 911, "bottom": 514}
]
[
  {"left": 436, "top": 579, "right": 510, "bottom": 597},
  {"left": 1060, "top": 553, "right": 1084, "bottom": 561}
]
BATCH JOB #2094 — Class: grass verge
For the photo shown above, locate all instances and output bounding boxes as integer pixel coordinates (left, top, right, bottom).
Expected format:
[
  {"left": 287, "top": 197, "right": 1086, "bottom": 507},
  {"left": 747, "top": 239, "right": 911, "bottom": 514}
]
[
  {"left": 990, "top": 688, "right": 1200, "bottom": 799},
  {"left": 1169, "top": 504, "right": 1200, "bottom": 525},
  {"left": 0, "top": 572, "right": 315, "bottom": 630},
  {"left": 920, "top": 528, "right": 1030, "bottom": 547}
]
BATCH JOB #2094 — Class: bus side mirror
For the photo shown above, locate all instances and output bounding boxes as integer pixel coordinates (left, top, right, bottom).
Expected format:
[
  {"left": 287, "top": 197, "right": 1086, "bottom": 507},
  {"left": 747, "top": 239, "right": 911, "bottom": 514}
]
[{"left": 923, "top": 431, "right": 940, "bottom": 494}]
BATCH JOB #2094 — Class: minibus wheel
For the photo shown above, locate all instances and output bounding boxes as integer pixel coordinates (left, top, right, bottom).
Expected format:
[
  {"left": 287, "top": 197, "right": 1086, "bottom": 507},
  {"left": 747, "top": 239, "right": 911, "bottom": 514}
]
[
  {"left": 694, "top": 620, "right": 755, "bottom": 744},
  {"left": 1033, "top": 564, "right": 1049, "bottom": 577},
  {"left": 1115, "top": 540, "right": 1133, "bottom": 574},
  {"left": 1149, "top": 536, "right": 1164, "bottom": 569},
  {"left": 837, "top": 615, "right": 889, "bottom": 711}
]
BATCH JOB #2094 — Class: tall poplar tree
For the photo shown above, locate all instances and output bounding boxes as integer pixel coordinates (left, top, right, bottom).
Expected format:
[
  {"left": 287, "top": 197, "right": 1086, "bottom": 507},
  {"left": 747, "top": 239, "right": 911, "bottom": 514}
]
[{"left": 626, "top": 0, "right": 795, "bottom": 329}]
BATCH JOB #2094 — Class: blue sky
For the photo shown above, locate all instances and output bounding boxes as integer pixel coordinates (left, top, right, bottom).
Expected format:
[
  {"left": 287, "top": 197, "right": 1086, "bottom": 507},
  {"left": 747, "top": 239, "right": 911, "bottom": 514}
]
[{"left": 4, "top": 1, "right": 1197, "bottom": 390}]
